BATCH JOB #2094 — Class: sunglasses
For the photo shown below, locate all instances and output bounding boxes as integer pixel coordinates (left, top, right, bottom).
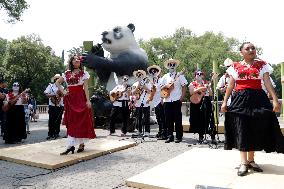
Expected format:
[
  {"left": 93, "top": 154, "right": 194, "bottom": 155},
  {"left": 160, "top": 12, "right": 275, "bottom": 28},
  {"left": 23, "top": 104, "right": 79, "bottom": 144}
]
[
  {"left": 13, "top": 84, "right": 19, "bottom": 87},
  {"left": 167, "top": 63, "right": 176, "bottom": 67},
  {"left": 244, "top": 46, "right": 256, "bottom": 51},
  {"left": 196, "top": 72, "right": 204, "bottom": 76},
  {"left": 123, "top": 77, "right": 128, "bottom": 81}
]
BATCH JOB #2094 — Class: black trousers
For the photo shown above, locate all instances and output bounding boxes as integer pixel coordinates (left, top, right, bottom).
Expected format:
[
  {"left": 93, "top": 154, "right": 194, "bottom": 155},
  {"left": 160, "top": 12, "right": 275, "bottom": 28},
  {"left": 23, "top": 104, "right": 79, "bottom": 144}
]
[
  {"left": 164, "top": 100, "right": 183, "bottom": 139},
  {"left": 110, "top": 105, "right": 130, "bottom": 134},
  {"left": 0, "top": 110, "right": 6, "bottom": 135},
  {"left": 48, "top": 105, "right": 64, "bottom": 137},
  {"left": 155, "top": 103, "right": 165, "bottom": 136},
  {"left": 136, "top": 106, "right": 150, "bottom": 133}
]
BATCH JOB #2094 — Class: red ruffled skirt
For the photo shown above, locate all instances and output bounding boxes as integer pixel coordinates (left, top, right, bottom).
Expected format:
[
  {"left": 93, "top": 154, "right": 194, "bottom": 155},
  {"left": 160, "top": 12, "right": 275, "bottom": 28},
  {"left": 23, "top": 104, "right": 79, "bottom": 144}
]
[{"left": 63, "top": 85, "right": 96, "bottom": 138}]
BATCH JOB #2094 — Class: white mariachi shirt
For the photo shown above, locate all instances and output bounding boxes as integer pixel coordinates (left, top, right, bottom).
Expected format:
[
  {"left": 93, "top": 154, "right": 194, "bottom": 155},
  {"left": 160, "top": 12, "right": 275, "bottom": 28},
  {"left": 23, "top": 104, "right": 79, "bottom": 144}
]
[
  {"left": 132, "top": 80, "right": 152, "bottom": 108},
  {"left": 150, "top": 77, "right": 163, "bottom": 107},
  {"left": 44, "top": 83, "right": 64, "bottom": 106},
  {"left": 217, "top": 74, "right": 230, "bottom": 91},
  {"left": 160, "top": 71, "right": 188, "bottom": 102},
  {"left": 110, "top": 84, "right": 130, "bottom": 107}
]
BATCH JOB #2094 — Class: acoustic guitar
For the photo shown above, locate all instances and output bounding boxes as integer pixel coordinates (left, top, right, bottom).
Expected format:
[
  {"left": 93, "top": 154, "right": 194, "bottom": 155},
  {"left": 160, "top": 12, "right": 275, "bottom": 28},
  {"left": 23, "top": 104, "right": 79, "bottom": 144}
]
[
  {"left": 161, "top": 69, "right": 185, "bottom": 98},
  {"left": 110, "top": 86, "right": 130, "bottom": 102},
  {"left": 2, "top": 88, "right": 30, "bottom": 112},
  {"left": 189, "top": 85, "right": 209, "bottom": 104}
]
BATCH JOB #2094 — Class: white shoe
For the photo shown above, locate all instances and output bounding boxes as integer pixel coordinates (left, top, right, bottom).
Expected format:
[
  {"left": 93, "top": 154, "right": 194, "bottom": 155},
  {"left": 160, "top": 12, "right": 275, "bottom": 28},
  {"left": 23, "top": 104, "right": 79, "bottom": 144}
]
[{"left": 144, "top": 132, "right": 150, "bottom": 137}]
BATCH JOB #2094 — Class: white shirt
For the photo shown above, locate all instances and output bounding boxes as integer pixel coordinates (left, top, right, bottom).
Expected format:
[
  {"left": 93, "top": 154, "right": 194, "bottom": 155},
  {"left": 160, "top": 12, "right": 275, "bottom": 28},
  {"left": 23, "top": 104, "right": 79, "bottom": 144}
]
[
  {"left": 160, "top": 72, "right": 188, "bottom": 102},
  {"left": 150, "top": 77, "right": 162, "bottom": 107},
  {"left": 110, "top": 84, "right": 130, "bottom": 107},
  {"left": 132, "top": 81, "right": 152, "bottom": 107},
  {"left": 44, "top": 83, "right": 64, "bottom": 106},
  {"left": 217, "top": 75, "right": 230, "bottom": 90}
]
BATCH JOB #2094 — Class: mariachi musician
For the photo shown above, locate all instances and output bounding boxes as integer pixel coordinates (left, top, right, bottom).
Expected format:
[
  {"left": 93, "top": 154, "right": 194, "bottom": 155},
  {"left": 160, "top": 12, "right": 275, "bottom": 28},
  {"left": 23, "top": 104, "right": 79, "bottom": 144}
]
[
  {"left": 132, "top": 70, "right": 152, "bottom": 137},
  {"left": 109, "top": 75, "right": 131, "bottom": 137},
  {"left": 44, "top": 74, "right": 64, "bottom": 140},
  {"left": 146, "top": 65, "right": 166, "bottom": 140},
  {"left": 189, "top": 70, "right": 216, "bottom": 144},
  {"left": 3, "top": 82, "right": 28, "bottom": 144},
  {"left": 217, "top": 58, "right": 233, "bottom": 105},
  {"left": 160, "top": 59, "right": 188, "bottom": 143}
]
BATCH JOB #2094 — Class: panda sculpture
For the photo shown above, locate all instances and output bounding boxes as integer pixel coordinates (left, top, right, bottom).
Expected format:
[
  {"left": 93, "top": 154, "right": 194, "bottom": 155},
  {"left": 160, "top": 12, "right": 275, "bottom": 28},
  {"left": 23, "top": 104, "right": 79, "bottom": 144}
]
[{"left": 83, "top": 23, "right": 148, "bottom": 91}]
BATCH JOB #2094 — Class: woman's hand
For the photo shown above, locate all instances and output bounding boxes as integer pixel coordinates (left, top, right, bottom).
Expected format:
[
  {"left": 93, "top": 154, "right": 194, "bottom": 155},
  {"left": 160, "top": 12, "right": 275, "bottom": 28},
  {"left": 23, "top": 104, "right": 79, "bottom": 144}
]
[
  {"left": 221, "top": 101, "right": 228, "bottom": 112},
  {"left": 86, "top": 100, "right": 92, "bottom": 108},
  {"left": 272, "top": 100, "right": 280, "bottom": 112}
]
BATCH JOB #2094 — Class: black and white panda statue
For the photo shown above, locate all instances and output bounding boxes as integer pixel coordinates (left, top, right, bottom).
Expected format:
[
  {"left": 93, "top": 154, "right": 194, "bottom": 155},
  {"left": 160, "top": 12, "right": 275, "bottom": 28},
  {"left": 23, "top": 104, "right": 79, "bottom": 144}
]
[{"left": 83, "top": 23, "right": 148, "bottom": 91}]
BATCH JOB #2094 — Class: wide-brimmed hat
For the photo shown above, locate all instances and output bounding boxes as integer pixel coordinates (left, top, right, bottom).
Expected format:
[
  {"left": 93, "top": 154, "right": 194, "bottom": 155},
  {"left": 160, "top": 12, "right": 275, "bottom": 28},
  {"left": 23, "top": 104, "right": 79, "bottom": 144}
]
[
  {"left": 164, "top": 59, "right": 180, "bottom": 69},
  {"left": 147, "top": 65, "right": 161, "bottom": 76},
  {"left": 51, "top": 74, "right": 61, "bottom": 82},
  {"left": 221, "top": 58, "right": 233, "bottom": 67},
  {"left": 133, "top": 70, "right": 146, "bottom": 78}
]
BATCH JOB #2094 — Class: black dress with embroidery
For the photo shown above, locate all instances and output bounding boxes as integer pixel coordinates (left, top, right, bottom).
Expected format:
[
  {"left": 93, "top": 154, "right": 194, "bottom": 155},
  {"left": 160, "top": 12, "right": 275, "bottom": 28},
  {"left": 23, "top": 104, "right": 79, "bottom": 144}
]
[{"left": 224, "top": 60, "right": 284, "bottom": 152}]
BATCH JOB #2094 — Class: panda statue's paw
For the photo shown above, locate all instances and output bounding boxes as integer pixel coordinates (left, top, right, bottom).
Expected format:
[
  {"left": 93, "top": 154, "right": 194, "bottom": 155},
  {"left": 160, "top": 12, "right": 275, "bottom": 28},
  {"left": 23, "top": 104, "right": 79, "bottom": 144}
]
[{"left": 91, "top": 43, "right": 104, "bottom": 57}]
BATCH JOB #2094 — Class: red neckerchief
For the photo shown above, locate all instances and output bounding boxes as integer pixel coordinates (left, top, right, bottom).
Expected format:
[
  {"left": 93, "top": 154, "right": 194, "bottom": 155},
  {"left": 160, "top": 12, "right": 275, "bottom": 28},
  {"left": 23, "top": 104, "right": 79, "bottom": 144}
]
[{"left": 65, "top": 70, "right": 84, "bottom": 85}]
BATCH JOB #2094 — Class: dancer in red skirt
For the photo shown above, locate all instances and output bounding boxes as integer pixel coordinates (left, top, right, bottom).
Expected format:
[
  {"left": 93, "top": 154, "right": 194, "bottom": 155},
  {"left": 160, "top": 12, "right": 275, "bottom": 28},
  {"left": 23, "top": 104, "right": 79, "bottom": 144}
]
[{"left": 56, "top": 55, "right": 96, "bottom": 155}]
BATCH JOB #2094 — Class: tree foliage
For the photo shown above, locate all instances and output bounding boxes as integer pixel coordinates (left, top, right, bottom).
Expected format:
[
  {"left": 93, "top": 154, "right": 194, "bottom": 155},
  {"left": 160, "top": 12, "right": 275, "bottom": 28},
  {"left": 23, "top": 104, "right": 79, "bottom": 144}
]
[
  {"left": 2, "top": 34, "right": 64, "bottom": 104},
  {"left": 0, "top": 0, "right": 29, "bottom": 23}
]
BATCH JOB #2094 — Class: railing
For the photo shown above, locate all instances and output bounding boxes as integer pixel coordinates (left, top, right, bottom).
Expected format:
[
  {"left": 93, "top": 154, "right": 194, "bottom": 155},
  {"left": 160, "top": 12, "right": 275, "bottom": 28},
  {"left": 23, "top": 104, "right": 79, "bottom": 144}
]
[
  {"left": 37, "top": 99, "right": 283, "bottom": 117},
  {"left": 37, "top": 105, "right": 49, "bottom": 114},
  {"left": 182, "top": 99, "right": 283, "bottom": 117}
]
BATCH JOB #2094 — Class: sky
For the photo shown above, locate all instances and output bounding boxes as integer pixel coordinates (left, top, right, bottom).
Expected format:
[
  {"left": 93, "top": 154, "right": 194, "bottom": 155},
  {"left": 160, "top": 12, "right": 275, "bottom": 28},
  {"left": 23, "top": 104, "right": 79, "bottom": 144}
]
[{"left": 1, "top": 0, "right": 284, "bottom": 64}]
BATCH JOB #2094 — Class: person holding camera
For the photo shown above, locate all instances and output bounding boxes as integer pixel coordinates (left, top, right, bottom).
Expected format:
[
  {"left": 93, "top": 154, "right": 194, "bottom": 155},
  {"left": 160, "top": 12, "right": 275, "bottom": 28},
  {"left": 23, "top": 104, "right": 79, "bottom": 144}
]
[{"left": 109, "top": 75, "right": 131, "bottom": 137}]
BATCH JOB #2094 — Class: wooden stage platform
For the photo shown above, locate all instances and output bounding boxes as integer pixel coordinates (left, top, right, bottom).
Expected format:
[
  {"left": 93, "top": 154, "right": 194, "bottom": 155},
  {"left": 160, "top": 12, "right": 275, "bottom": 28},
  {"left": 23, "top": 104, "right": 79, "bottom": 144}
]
[
  {"left": 0, "top": 138, "right": 136, "bottom": 170},
  {"left": 126, "top": 148, "right": 284, "bottom": 189}
]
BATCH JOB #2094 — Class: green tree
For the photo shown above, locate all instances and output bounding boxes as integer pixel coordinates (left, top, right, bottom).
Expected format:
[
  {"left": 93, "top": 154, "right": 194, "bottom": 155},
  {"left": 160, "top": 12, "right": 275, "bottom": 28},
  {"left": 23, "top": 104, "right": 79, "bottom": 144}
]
[
  {"left": 271, "top": 63, "right": 281, "bottom": 98},
  {"left": 0, "top": 37, "right": 8, "bottom": 75},
  {"left": 2, "top": 34, "right": 64, "bottom": 104},
  {"left": 0, "top": 0, "right": 29, "bottom": 23},
  {"left": 139, "top": 28, "right": 243, "bottom": 83}
]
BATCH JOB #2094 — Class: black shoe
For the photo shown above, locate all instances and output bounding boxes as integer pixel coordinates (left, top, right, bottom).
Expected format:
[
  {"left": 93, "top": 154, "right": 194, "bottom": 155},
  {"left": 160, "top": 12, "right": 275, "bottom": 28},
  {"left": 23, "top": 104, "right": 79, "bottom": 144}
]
[
  {"left": 165, "top": 137, "right": 174, "bottom": 143},
  {"left": 54, "top": 134, "right": 60, "bottom": 139},
  {"left": 77, "top": 144, "right": 85, "bottom": 153},
  {"left": 175, "top": 138, "right": 182, "bottom": 143},
  {"left": 248, "top": 161, "right": 263, "bottom": 172},
  {"left": 237, "top": 163, "right": 248, "bottom": 176},
  {"left": 46, "top": 136, "right": 54, "bottom": 140},
  {"left": 60, "top": 146, "right": 75, "bottom": 155},
  {"left": 157, "top": 136, "right": 167, "bottom": 140},
  {"left": 211, "top": 139, "right": 217, "bottom": 145}
]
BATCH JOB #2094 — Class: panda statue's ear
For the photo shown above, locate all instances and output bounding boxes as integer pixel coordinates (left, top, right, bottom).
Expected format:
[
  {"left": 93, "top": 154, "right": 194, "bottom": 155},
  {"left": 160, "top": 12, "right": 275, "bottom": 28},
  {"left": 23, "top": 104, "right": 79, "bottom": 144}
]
[{"left": 127, "top": 23, "right": 135, "bottom": 33}]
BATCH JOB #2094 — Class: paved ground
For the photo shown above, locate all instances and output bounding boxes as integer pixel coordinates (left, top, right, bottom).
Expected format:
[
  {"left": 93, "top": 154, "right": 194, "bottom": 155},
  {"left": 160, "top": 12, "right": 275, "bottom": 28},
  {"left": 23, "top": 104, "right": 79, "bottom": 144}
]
[{"left": 0, "top": 114, "right": 226, "bottom": 189}]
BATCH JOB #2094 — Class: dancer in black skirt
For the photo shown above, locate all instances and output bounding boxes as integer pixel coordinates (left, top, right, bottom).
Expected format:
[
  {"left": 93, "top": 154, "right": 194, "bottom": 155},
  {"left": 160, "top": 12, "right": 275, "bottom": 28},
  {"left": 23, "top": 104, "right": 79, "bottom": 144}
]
[{"left": 221, "top": 42, "right": 284, "bottom": 176}]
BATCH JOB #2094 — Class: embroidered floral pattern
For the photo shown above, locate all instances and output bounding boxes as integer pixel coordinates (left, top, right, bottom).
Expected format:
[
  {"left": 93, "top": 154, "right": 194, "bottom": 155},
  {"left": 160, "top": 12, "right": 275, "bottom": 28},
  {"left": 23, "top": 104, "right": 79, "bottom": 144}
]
[
  {"left": 8, "top": 92, "right": 17, "bottom": 101},
  {"left": 65, "top": 70, "right": 84, "bottom": 85},
  {"left": 234, "top": 60, "right": 266, "bottom": 79},
  {"left": 191, "top": 80, "right": 208, "bottom": 89}
]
